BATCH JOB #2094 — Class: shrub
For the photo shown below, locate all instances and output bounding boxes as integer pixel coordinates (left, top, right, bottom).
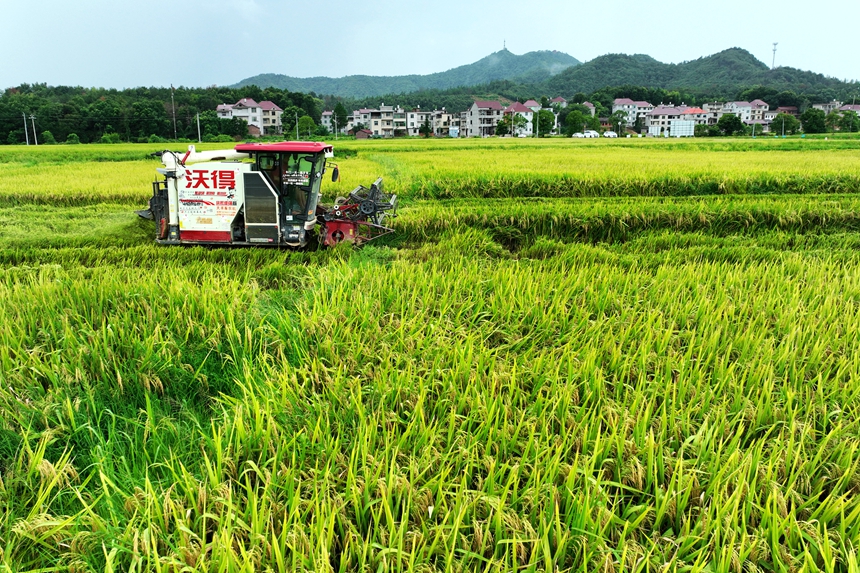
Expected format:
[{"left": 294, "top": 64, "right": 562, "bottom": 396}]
[{"left": 65, "top": 133, "right": 81, "bottom": 144}]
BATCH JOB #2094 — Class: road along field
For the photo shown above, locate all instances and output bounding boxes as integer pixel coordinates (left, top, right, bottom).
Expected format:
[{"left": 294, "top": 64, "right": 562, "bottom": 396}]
[{"left": 2, "top": 138, "right": 860, "bottom": 571}]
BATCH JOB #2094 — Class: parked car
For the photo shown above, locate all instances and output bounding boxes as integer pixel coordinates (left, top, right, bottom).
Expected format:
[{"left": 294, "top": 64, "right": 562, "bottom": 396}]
[
  {"left": 603, "top": 131, "right": 618, "bottom": 138},
  {"left": 571, "top": 132, "right": 585, "bottom": 138},
  {"left": 584, "top": 130, "right": 600, "bottom": 138}
]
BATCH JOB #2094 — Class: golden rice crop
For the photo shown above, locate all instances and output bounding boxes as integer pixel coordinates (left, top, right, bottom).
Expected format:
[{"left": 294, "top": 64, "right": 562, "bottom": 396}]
[{"left": 2, "top": 139, "right": 860, "bottom": 572}]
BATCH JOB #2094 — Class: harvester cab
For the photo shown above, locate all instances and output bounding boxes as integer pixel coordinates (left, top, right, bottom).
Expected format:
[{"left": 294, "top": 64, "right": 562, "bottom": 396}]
[{"left": 139, "top": 141, "right": 396, "bottom": 248}]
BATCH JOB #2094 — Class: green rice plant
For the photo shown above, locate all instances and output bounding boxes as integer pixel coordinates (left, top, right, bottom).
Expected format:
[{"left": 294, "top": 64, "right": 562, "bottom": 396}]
[{"left": 3, "top": 139, "right": 860, "bottom": 571}]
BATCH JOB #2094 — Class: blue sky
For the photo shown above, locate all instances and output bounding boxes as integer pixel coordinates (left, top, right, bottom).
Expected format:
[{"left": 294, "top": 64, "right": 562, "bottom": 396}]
[{"left": 1, "top": 0, "right": 857, "bottom": 89}]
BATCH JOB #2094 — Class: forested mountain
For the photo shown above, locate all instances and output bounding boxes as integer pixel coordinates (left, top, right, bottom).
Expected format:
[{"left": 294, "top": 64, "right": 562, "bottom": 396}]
[
  {"left": 319, "top": 48, "right": 856, "bottom": 117},
  {"left": 233, "top": 49, "right": 580, "bottom": 98},
  {"left": 543, "top": 48, "right": 856, "bottom": 100}
]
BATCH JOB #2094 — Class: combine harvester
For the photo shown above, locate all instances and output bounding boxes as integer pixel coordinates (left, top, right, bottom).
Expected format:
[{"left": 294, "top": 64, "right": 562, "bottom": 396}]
[{"left": 138, "top": 141, "right": 396, "bottom": 247}]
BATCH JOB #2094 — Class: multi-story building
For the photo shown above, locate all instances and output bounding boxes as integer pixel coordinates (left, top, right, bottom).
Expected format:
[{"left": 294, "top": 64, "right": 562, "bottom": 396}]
[
  {"left": 612, "top": 98, "right": 654, "bottom": 126},
  {"left": 583, "top": 101, "right": 596, "bottom": 117},
  {"left": 321, "top": 111, "right": 333, "bottom": 132},
  {"left": 406, "top": 108, "right": 433, "bottom": 136},
  {"left": 350, "top": 104, "right": 406, "bottom": 137},
  {"left": 352, "top": 108, "right": 373, "bottom": 131},
  {"left": 216, "top": 98, "right": 283, "bottom": 136},
  {"left": 647, "top": 105, "right": 689, "bottom": 136},
  {"left": 723, "top": 101, "right": 754, "bottom": 122},
  {"left": 813, "top": 100, "right": 843, "bottom": 114},
  {"left": 503, "top": 102, "right": 534, "bottom": 137},
  {"left": 749, "top": 99, "right": 769, "bottom": 121},
  {"left": 702, "top": 101, "right": 725, "bottom": 124},
  {"left": 431, "top": 108, "right": 455, "bottom": 136},
  {"left": 523, "top": 99, "right": 541, "bottom": 113},
  {"left": 550, "top": 97, "right": 568, "bottom": 108},
  {"left": 464, "top": 100, "right": 504, "bottom": 137}
]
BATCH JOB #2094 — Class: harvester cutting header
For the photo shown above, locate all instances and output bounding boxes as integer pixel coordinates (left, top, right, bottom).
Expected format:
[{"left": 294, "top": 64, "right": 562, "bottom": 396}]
[{"left": 139, "top": 141, "right": 396, "bottom": 248}]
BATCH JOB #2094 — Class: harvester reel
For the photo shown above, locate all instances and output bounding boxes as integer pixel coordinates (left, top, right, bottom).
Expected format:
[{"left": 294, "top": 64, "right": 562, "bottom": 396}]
[{"left": 319, "top": 177, "right": 397, "bottom": 246}]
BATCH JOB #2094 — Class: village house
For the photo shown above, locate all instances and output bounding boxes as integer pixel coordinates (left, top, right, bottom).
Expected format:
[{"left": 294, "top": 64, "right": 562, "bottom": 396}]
[
  {"left": 612, "top": 98, "right": 654, "bottom": 127},
  {"left": 647, "top": 105, "right": 691, "bottom": 137},
  {"left": 350, "top": 104, "right": 407, "bottom": 137},
  {"left": 813, "top": 100, "right": 843, "bottom": 114},
  {"left": 406, "top": 108, "right": 432, "bottom": 136},
  {"left": 464, "top": 100, "right": 504, "bottom": 137},
  {"left": 775, "top": 106, "right": 799, "bottom": 117},
  {"left": 431, "top": 108, "right": 455, "bottom": 136},
  {"left": 216, "top": 98, "right": 283, "bottom": 136},
  {"left": 503, "top": 102, "right": 534, "bottom": 137}
]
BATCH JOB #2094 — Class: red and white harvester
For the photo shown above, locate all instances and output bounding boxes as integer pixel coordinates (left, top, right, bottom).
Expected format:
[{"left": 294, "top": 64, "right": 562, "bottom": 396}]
[{"left": 138, "top": 141, "right": 396, "bottom": 247}]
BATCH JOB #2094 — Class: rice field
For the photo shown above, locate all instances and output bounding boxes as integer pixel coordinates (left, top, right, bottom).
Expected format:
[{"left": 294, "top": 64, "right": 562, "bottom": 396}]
[{"left": 2, "top": 137, "right": 860, "bottom": 572}]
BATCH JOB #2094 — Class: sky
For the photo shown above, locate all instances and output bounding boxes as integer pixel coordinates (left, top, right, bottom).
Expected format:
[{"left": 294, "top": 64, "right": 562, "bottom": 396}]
[{"left": 1, "top": 0, "right": 857, "bottom": 90}]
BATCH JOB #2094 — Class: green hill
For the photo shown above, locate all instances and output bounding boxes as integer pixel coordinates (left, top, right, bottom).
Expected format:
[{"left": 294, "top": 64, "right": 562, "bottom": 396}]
[
  {"left": 232, "top": 49, "right": 580, "bottom": 98},
  {"left": 543, "top": 48, "right": 853, "bottom": 98}
]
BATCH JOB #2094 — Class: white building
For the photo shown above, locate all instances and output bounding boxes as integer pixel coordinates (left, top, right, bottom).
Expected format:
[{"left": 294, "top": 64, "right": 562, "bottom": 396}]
[
  {"left": 350, "top": 104, "right": 406, "bottom": 137},
  {"left": 216, "top": 98, "right": 283, "bottom": 136},
  {"left": 612, "top": 98, "right": 654, "bottom": 126},
  {"left": 503, "top": 102, "right": 534, "bottom": 136},
  {"left": 406, "top": 108, "right": 433, "bottom": 136},
  {"left": 647, "top": 105, "right": 689, "bottom": 136},
  {"left": 813, "top": 100, "right": 843, "bottom": 114}
]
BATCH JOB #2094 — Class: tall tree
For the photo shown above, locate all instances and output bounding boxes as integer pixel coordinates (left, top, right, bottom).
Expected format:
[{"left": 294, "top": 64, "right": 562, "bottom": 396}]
[
  {"left": 565, "top": 110, "right": 586, "bottom": 135},
  {"left": 297, "top": 115, "right": 316, "bottom": 138},
  {"left": 772, "top": 113, "right": 800, "bottom": 135},
  {"left": 716, "top": 113, "right": 745, "bottom": 136},
  {"left": 333, "top": 102, "right": 349, "bottom": 133},
  {"left": 838, "top": 110, "right": 859, "bottom": 133},
  {"left": 610, "top": 110, "right": 627, "bottom": 133},
  {"left": 800, "top": 108, "right": 826, "bottom": 133},
  {"left": 532, "top": 109, "right": 555, "bottom": 136}
]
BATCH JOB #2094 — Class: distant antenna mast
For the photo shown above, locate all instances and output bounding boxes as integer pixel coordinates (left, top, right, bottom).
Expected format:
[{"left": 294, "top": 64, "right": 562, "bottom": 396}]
[{"left": 772, "top": 43, "right": 778, "bottom": 69}]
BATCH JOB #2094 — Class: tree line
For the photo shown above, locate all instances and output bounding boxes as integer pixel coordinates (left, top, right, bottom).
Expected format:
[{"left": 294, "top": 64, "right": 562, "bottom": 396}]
[{"left": 0, "top": 84, "right": 324, "bottom": 144}]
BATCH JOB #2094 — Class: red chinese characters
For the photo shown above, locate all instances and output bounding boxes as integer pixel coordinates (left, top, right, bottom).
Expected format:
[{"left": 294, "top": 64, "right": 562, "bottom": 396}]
[{"left": 185, "top": 170, "right": 236, "bottom": 190}]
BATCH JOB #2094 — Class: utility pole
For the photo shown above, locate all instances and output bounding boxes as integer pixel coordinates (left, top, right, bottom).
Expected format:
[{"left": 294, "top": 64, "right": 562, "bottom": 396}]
[
  {"left": 30, "top": 115, "right": 38, "bottom": 145},
  {"left": 772, "top": 43, "right": 778, "bottom": 70},
  {"left": 334, "top": 117, "right": 338, "bottom": 140},
  {"left": 196, "top": 112, "right": 201, "bottom": 142},
  {"left": 170, "top": 85, "right": 177, "bottom": 141},
  {"left": 782, "top": 115, "right": 785, "bottom": 137},
  {"left": 23, "top": 113, "right": 29, "bottom": 145},
  {"left": 295, "top": 111, "right": 299, "bottom": 140}
]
